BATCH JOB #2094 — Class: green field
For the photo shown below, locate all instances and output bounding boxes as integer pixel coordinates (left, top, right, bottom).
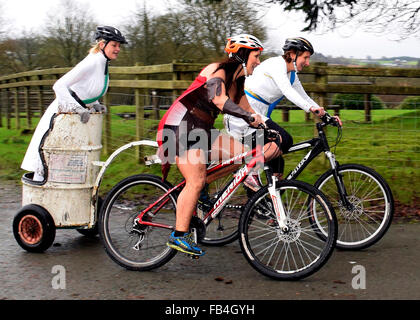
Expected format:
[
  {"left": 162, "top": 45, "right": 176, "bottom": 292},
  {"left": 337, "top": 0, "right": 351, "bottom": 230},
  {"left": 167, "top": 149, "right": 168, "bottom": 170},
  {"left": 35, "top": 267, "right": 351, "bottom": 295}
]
[{"left": 1, "top": 108, "right": 418, "bottom": 205}]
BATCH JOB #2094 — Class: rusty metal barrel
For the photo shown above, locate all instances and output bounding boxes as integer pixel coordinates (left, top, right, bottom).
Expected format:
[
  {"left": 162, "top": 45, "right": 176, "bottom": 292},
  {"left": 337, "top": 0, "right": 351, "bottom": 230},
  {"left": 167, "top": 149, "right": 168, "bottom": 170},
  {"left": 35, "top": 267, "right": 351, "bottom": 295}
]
[{"left": 21, "top": 113, "right": 103, "bottom": 228}]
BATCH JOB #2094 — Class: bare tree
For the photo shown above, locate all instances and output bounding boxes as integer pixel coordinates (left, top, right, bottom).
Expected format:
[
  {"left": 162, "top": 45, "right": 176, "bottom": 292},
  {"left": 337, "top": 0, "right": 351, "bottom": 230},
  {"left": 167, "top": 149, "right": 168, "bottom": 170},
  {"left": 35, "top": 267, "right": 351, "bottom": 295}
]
[
  {"left": 264, "top": 0, "right": 419, "bottom": 40},
  {"left": 121, "top": 3, "right": 159, "bottom": 66},
  {"left": 41, "top": 0, "right": 97, "bottom": 67},
  {"left": 326, "top": 0, "right": 420, "bottom": 40},
  {"left": 153, "top": 12, "right": 198, "bottom": 62},
  {"left": 178, "top": 0, "right": 266, "bottom": 58},
  {"left": 120, "top": 0, "right": 267, "bottom": 64},
  {"left": 14, "top": 33, "right": 43, "bottom": 71},
  {"left": 0, "top": 1, "right": 5, "bottom": 40}
]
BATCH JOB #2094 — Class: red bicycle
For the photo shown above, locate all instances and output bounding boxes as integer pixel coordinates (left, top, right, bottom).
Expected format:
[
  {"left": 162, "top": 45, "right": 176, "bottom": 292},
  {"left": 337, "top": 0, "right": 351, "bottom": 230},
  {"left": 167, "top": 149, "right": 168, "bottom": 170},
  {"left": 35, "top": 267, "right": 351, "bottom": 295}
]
[{"left": 99, "top": 127, "right": 337, "bottom": 280}]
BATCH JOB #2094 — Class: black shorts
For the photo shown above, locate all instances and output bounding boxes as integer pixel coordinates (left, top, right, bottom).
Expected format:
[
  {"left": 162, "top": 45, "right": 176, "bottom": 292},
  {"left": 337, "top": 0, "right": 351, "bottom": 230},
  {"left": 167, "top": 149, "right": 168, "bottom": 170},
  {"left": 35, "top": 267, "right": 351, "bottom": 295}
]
[{"left": 161, "top": 123, "right": 220, "bottom": 162}]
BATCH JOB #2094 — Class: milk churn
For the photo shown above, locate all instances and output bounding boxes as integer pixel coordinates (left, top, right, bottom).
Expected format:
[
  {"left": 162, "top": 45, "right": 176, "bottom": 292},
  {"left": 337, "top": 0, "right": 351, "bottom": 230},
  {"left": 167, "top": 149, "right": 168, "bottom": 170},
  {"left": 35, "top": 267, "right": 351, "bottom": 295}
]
[{"left": 13, "top": 113, "right": 103, "bottom": 252}]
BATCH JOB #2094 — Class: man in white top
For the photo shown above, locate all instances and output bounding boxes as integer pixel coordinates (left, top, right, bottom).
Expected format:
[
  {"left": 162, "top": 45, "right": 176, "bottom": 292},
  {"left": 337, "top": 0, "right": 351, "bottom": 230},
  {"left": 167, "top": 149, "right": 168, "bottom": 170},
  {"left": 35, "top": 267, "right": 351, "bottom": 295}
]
[{"left": 224, "top": 37, "right": 341, "bottom": 190}]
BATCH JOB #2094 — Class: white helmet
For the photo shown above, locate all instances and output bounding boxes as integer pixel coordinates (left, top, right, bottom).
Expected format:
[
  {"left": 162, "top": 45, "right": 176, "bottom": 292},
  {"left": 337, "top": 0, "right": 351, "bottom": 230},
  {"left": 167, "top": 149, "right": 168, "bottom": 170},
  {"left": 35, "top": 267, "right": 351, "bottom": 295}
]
[
  {"left": 225, "top": 34, "right": 264, "bottom": 57},
  {"left": 225, "top": 34, "right": 264, "bottom": 77}
]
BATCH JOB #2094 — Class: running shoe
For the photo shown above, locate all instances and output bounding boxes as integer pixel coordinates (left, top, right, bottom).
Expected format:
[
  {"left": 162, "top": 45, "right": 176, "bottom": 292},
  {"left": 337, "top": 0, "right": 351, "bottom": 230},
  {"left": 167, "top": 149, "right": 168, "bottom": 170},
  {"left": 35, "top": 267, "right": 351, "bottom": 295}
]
[{"left": 167, "top": 231, "right": 205, "bottom": 256}]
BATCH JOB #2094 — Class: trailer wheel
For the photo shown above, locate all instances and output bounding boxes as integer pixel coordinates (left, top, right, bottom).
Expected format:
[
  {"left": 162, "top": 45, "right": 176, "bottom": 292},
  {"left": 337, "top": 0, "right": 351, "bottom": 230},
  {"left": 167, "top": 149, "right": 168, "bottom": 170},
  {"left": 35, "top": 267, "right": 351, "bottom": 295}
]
[{"left": 13, "top": 204, "right": 56, "bottom": 253}]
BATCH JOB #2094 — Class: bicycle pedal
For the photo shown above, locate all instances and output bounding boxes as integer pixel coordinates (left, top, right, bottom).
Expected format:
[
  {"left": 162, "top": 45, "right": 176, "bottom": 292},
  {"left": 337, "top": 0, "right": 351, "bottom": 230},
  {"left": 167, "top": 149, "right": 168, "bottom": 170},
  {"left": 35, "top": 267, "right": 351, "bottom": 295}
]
[{"left": 188, "top": 254, "right": 200, "bottom": 260}]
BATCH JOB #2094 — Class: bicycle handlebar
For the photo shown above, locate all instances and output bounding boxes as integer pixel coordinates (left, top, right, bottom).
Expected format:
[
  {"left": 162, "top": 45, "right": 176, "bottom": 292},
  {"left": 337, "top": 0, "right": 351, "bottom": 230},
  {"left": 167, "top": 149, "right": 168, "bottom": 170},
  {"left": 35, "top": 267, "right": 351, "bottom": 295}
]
[
  {"left": 320, "top": 112, "right": 341, "bottom": 127},
  {"left": 249, "top": 112, "right": 341, "bottom": 129}
]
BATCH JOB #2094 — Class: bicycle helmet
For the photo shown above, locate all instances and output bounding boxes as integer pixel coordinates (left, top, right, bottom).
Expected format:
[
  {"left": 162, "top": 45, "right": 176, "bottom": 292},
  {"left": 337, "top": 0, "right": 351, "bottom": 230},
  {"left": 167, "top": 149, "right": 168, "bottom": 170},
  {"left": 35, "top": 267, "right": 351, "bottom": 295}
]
[
  {"left": 224, "top": 34, "right": 263, "bottom": 77},
  {"left": 282, "top": 37, "right": 314, "bottom": 55},
  {"left": 225, "top": 34, "right": 264, "bottom": 56},
  {"left": 94, "top": 26, "right": 128, "bottom": 44}
]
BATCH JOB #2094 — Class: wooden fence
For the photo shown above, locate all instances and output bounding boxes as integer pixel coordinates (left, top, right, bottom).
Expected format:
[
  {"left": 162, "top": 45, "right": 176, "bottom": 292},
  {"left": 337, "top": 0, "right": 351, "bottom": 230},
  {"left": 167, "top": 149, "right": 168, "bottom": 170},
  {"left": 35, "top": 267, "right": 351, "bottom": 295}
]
[{"left": 1, "top": 61, "right": 420, "bottom": 155}]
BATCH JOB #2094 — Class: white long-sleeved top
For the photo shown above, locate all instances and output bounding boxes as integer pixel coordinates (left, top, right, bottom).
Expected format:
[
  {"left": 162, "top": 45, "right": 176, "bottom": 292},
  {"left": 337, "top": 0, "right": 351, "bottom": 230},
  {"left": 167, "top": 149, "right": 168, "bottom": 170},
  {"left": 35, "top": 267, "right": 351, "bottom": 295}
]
[
  {"left": 224, "top": 56, "right": 320, "bottom": 140},
  {"left": 21, "top": 52, "right": 109, "bottom": 176}
]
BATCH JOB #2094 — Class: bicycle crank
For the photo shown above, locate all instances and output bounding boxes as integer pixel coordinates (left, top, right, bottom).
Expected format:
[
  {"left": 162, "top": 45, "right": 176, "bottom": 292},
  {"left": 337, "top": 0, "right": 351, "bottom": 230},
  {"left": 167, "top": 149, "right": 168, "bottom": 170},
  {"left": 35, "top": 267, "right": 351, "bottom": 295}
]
[{"left": 189, "top": 216, "right": 206, "bottom": 243}]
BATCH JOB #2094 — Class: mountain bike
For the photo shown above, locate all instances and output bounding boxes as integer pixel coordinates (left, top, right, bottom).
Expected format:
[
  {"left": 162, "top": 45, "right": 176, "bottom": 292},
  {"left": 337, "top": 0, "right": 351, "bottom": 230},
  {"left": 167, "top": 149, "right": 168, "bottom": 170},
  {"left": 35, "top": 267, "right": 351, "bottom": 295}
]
[
  {"left": 98, "top": 126, "right": 337, "bottom": 280},
  {"left": 200, "top": 112, "right": 394, "bottom": 250}
]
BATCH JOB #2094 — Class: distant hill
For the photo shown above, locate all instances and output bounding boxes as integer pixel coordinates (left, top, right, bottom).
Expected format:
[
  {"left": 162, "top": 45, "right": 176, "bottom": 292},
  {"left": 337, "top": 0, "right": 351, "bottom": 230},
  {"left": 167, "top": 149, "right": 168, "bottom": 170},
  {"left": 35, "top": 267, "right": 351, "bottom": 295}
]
[{"left": 312, "top": 53, "right": 420, "bottom": 68}]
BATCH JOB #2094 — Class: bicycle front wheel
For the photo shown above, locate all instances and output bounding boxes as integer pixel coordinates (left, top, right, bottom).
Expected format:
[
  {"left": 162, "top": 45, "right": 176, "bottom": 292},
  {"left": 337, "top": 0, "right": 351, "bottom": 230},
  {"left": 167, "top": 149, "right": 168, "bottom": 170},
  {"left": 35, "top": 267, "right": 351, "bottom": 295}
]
[
  {"left": 315, "top": 164, "right": 394, "bottom": 250},
  {"left": 99, "top": 174, "right": 177, "bottom": 271},
  {"left": 239, "top": 180, "right": 337, "bottom": 281}
]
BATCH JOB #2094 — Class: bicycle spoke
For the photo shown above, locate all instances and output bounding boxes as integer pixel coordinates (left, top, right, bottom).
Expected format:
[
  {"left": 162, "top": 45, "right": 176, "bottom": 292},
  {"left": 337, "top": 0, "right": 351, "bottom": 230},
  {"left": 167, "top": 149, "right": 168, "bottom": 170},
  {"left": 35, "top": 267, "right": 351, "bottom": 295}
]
[
  {"left": 317, "top": 166, "right": 393, "bottom": 249},
  {"left": 240, "top": 181, "right": 336, "bottom": 279},
  {"left": 100, "top": 175, "right": 177, "bottom": 270}
]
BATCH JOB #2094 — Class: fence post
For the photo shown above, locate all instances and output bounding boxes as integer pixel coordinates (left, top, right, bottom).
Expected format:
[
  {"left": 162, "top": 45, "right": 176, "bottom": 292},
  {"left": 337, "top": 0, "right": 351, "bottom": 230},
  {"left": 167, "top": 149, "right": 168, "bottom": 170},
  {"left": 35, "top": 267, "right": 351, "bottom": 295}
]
[
  {"left": 102, "top": 92, "right": 111, "bottom": 156},
  {"left": 364, "top": 93, "right": 372, "bottom": 122},
  {"left": 37, "top": 75, "right": 45, "bottom": 116},
  {"left": 134, "top": 63, "right": 145, "bottom": 163},
  {"left": 135, "top": 88, "right": 145, "bottom": 163},
  {"left": 314, "top": 62, "right": 328, "bottom": 165},
  {"left": 14, "top": 88, "right": 20, "bottom": 130},
  {"left": 282, "top": 106, "right": 289, "bottom": 122},
  {"left": 308, "top": 92, "right": 317, "bottom": 122},
  {"left": 172, "top": 61, "right": 180, "bottom": 102},
  {"left": 5, "top": 89, "right": 10, "bottom": 129},
  {"left": 0, "top": 90, "right": 3, "bottom": 128},
  {"left": 152, "top": 90, "right": 160, "bottom": 120},
  {"left": 24, "top": 84, "right": 31, "bottom": 129},
  {"left": 314, "top": 62, "right": 328, "bottom": 130},
  {"left": 331, "top": 105, "right": 340, "bottom": 117}
]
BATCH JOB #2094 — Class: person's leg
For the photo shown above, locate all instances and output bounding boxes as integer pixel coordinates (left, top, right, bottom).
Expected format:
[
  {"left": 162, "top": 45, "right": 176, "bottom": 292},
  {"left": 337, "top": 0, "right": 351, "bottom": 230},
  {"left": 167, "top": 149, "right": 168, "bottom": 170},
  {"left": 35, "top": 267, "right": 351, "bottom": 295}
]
[
  {"left": 263, "top": 119, "right": 294, "bottom": 180},
  {"left": 206, "top": 132, "right": 245, "bottom": 184},
  {"left": 175, "top": 149, "right": 207, "bottom": 232},
  {"left": 167, "top": 149, "right": 207, "bottom": 256}
]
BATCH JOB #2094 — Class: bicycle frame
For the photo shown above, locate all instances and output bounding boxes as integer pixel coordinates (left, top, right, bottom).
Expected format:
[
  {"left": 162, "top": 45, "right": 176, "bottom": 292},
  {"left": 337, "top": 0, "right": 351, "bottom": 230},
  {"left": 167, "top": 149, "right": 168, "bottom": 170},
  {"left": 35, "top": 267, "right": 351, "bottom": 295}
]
[
  {"left": 284, "top": 122, "right": 351, "bottom": 208},
  {"left": 134, "top": 143, "right": 289, "bottom": 231}
]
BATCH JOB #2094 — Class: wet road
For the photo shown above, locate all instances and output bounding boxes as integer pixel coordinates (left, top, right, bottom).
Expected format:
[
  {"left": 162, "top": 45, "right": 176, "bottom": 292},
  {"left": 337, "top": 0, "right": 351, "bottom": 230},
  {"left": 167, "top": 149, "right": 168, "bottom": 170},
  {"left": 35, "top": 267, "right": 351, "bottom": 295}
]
[{"left": 1, "top": 181, "right": 420, "bottom": 301}]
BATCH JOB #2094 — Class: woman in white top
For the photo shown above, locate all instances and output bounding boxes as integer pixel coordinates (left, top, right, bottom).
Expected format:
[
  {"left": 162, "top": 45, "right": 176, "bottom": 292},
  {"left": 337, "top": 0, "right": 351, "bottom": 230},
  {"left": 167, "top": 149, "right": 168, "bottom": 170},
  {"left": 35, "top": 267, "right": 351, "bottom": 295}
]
[
  {"left": 225, "top": 37, "right": 341, "bottom": 190},
  {"left": 21, "top": 26, "right": 127, "bottom": 182}
]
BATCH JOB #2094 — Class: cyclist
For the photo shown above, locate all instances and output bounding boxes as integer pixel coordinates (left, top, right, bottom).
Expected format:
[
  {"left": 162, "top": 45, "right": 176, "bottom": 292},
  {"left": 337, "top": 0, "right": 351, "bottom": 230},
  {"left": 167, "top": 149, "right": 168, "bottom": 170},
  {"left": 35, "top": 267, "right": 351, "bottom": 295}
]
[
  {"left": 224, "top": 36, "right": 342, "bottom": 190},
  {"left": 156, "top": 34, "right": 266, "bottom": 256}
]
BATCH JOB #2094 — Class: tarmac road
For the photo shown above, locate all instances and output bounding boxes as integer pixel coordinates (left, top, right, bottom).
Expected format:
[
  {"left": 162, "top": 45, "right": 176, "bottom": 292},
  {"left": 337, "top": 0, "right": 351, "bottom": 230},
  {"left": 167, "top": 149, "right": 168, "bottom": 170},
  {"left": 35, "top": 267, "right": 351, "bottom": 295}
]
[{"left": 1, "top": 181, "right": 420, "bottom": 301}]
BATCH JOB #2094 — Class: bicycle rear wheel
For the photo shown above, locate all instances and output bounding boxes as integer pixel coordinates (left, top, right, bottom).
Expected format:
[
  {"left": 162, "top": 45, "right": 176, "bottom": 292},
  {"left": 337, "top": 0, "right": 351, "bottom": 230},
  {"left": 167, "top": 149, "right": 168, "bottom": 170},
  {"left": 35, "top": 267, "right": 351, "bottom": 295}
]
[
  {"left": 315, "top": 164, "right": 394, "bottom": 250},
  {"left": 239, "top": 180, "right": 337, "bottom": 280},
  {"left": 99, "top": 174, "right": 177, "bottom": 271}
]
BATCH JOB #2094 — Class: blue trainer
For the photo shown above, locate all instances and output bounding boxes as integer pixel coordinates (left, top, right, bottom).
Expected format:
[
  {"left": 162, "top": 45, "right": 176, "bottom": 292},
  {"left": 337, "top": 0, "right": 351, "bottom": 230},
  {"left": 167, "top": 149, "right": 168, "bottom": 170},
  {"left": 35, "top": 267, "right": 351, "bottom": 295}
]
[{"left": 167, "top": 231, "right": 205, "bottom": 256}]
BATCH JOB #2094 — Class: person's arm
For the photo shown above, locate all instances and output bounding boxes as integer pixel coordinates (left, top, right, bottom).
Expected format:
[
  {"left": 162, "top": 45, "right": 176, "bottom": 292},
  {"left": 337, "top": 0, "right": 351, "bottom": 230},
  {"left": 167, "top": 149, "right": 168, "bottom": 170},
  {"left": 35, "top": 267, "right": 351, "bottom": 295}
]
[
  {"left": 53, "top": 56, "right": 95, "bottom": 107},
  {"left": 269, "top": 60, "right": 312, "bottom": 113},
  {"left": 292, "top": 76, "right": 325, "bottom": 116},
  {"left": 206, "top": 70, "right": 263, "bottom": 127},
  {"left": 293, "top": 76, "right": 320, "bottom": 108},
  {"left": 238, "top": 94, "right": 256, "bottom": 114}
]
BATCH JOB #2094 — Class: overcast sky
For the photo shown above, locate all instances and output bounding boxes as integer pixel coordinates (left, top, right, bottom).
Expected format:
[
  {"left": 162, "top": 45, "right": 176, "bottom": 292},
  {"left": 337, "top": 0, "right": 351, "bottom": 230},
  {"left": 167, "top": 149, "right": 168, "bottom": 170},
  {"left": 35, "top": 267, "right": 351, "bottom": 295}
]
[{"left": 3, "top": 0, "right": 420, "bottom": 59}]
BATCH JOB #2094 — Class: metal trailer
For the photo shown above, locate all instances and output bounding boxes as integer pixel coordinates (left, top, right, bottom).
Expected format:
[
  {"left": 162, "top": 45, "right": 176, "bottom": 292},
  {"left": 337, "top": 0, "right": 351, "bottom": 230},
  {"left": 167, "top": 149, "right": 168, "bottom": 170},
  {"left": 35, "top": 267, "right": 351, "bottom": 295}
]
[{"left": 12, "top": 112, "right": 159, "bottom": 252}]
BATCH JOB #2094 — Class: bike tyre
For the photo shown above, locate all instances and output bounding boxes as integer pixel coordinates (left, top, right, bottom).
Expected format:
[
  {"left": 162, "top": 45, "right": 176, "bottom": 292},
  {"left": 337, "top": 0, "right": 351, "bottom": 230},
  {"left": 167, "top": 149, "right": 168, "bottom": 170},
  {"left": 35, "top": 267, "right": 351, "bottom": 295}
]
[
  {"left": 99, "top": 174, "right": 178, "bottom": 271},
  {"left": 239, "top": 180, "right": 337, "bottom": 280},
  {"left": 315, "top": 164, "right": 394, "bottom": 250}
]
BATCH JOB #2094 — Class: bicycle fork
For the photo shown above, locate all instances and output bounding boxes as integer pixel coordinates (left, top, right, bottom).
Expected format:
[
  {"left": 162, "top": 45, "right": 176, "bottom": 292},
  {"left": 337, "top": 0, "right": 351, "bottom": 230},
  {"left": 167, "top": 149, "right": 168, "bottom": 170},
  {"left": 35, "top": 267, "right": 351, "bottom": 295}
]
[
  {"left": 325, "top": 151, "right": 354, "bottom": 210},
  {"left": 267, "top": 175, "right": 289, "bottom": 232}
]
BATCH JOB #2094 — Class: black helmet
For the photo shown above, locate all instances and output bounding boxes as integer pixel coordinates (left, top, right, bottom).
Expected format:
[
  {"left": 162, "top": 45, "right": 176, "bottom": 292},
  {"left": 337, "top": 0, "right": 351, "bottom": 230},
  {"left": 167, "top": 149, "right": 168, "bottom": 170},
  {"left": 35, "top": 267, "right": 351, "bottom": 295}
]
[
  {"left": 283, "top": 37, "right": 314, "bottom": 55},
  {"left": 94, "top": 26, "right": 128, "bottom": 44}
]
